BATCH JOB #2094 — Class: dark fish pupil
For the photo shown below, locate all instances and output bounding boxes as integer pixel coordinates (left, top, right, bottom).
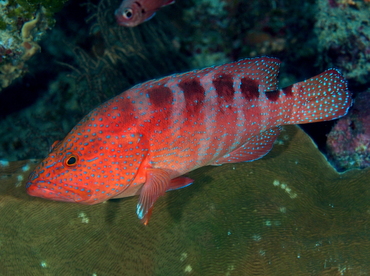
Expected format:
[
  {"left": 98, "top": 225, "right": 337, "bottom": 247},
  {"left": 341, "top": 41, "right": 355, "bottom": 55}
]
[
  {"left": 124, "top": 9, "right": 132, "bottom": 19},
  {"left": 67, "top": 156, "right": 76, "bottom": 165}
]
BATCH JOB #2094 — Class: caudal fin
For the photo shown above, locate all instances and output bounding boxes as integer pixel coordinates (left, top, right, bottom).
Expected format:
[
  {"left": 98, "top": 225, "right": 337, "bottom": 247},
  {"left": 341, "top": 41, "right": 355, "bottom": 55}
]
[{"left": 285, "top": 69, "right": 352, "bottom": 124}]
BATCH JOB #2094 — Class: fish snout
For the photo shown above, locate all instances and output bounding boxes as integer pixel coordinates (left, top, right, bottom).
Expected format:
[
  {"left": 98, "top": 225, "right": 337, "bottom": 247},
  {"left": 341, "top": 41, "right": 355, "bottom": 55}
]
[{"left": 26, "top": 180, "right": 92, "bottom": 203}]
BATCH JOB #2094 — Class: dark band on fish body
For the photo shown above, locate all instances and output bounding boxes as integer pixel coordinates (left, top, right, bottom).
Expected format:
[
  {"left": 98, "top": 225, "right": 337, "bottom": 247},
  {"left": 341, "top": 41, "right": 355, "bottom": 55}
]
[
  {"left": 179, "top": 78, "right": 205, "bottom": 114},
  {"left": 265, "top": 90, "right": 280, "bottom": 101},
  {"left": 147, "top": 86, "right": 173, "bottom": 107},
  {"left": 135, "top": 1, "right": 142, "bottom": 8},
  {"left": 240, "top": 78, "right": 259, "bottom": 101},
  {"left": 213, "top": 74, "right": 235, "bottom": 104},
  {"left": 282, "top": 85, "right": 293, "bottom": 97}
]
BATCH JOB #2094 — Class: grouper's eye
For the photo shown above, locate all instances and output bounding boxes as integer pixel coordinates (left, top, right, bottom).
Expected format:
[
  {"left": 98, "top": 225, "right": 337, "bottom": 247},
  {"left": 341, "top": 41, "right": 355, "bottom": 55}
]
[{"left": 65, "top": 155, "right": 78, "bottom": 167}]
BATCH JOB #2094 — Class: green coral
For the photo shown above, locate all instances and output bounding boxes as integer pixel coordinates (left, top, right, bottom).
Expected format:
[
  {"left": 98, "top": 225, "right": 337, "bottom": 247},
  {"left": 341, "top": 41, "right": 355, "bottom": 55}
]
[
  {"left": 0, "top": 18, "right": 6, "bottom": 30},
  {"left": 0, "top": 0, "right": 70, "bottom": 91},
  {"left": 5, "top": 0, "right": 68, "bottom": 26},
  {"left": 10, "top": 0, "right": 68, "bottom": 14},
  {"left": 315, "top": 0, "right": 370, "bottom": 84}
]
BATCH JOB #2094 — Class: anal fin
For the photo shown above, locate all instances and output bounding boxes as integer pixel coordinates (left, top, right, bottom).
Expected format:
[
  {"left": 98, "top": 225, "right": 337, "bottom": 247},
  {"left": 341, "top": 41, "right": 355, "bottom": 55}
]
[
  {"left": 211, "top": 127, "right": 281, "bottom": 165},
  {"left": 167, "top": 176, "right": 194, "bottom": 191}
]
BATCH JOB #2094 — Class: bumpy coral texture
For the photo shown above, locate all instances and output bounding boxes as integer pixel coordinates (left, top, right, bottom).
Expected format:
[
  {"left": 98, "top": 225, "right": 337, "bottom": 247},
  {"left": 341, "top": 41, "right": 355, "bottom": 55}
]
[{"left": 327, "top": 92, "right": 370, "bottom": 171}]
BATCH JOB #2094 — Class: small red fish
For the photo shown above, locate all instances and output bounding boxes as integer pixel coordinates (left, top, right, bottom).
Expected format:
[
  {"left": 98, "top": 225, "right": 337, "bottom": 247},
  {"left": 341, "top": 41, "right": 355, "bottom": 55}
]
[
  {"left": 26, "top": 57, "right": 352, "bottom": 225},
  {"left": 115, "top": 0, "right": 175, "bottom": 27}
]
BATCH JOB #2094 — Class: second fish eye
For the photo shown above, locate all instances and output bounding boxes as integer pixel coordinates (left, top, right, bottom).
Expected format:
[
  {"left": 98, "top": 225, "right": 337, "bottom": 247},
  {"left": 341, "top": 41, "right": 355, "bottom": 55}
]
[{"left": 124, "top": 8, "right": 133, "bottom": 19}]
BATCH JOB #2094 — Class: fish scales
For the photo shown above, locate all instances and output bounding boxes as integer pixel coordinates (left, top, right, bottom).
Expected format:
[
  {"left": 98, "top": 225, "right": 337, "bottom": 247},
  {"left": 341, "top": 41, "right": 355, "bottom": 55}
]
[
  {"left": 129, "top": 57, "right": 280, "bottom": 171},
  {"left": 26, "top": 57, "right": 352, "bottom": 224}
]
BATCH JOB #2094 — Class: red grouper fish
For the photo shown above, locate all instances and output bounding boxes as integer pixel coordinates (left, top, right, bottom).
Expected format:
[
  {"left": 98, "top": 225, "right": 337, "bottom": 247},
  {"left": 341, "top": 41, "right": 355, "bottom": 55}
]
[
  {"left": 26, "top": 57, "right": 352, "bottom": 225},
  {"left": 115, "top": 0, "right": 175, "bottom": 27}
]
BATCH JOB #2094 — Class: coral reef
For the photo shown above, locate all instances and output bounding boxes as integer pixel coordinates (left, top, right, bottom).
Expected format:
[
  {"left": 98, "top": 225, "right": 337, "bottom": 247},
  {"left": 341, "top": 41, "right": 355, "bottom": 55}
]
[
  {"left": 315, "top": 0, "right": 370, "bottom": 85},
  {"left": 180, "top": 0, "right": 318, "bottom": 84},
  {"left": 327, "top": 92, "right": 370, "bottom": 171},
  {"left": 0, "top": 0, "right": 68, "bottom": 90},
  {"left": 1, "top": 126, "right": 370, "bottom": 274}
]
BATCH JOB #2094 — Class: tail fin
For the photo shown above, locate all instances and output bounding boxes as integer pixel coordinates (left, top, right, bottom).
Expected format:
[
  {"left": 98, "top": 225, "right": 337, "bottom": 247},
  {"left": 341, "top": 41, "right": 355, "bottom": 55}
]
[{"left": 285, "top": 69, "right": 352, "bottom": 124}]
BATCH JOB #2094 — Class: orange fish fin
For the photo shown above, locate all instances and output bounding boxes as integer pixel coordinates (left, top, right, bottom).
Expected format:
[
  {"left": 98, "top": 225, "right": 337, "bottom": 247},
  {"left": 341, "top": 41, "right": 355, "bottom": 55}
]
[
  {"left": 211, "top": 127, "right": 281, "bottom": 165},
  {"left": 285, "top": 68, "right": 352, "bottom": 124},
  {"left": 137, "top": 168, "right": 171, "bottom": 225},
  {"left": 167, "top": 176, "right": 194, "bottom": 191}
]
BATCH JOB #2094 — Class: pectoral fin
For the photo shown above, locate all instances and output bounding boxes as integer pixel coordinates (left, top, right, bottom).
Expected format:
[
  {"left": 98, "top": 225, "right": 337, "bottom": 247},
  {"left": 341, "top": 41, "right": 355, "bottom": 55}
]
[
  {"left": 137, "top": 169, "right": 194, "bottom": 225},
  {"left": 137, "top": 168, "right": 171, "bottom": 225}
]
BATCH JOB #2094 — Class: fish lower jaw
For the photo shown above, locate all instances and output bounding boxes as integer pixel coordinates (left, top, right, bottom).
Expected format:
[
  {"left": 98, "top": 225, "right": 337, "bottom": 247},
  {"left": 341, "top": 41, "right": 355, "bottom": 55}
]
[{"left": 26, "top": 181, "right": 90, "bottom": 203}]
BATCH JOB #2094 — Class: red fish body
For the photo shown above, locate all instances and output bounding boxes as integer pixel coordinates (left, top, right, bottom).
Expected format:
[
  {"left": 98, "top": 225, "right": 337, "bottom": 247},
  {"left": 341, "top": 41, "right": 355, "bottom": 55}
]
[
  {"left": 115, "top": 0, "right": 175, "bottom": 27},
  {"left": 26, "top": 57, "right": 352, "bottom": 224}
]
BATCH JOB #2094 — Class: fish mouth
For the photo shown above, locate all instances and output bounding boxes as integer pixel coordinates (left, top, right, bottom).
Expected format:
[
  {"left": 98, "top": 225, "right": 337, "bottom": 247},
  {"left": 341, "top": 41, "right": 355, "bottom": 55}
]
[{"left": 26, "top": 181, "right": 91, "bottom": 203}]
